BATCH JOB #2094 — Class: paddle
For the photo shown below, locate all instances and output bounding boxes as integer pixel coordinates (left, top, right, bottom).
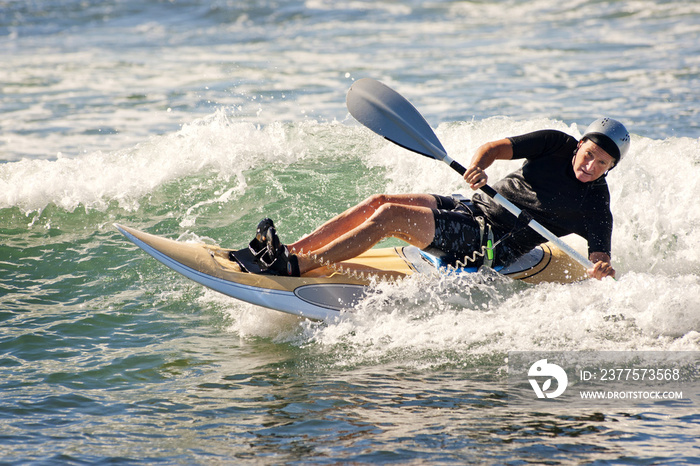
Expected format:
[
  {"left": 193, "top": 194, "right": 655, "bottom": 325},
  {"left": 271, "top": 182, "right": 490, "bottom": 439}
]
[{"left": 346, "top": 77, "right": 595, "bottom": 270}]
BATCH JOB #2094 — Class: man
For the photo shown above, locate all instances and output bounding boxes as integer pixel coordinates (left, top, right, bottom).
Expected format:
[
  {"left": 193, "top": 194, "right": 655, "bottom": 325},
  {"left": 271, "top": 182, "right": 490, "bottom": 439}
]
[{"left": 245, "top": 118, "right": 629, "bottom": 281}]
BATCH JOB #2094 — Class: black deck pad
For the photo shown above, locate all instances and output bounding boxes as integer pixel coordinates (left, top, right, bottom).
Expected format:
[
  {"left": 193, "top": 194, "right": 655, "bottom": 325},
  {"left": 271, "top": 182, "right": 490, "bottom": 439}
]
[{"left": 229, "top": 247, "right": 264, "bottom": 274}]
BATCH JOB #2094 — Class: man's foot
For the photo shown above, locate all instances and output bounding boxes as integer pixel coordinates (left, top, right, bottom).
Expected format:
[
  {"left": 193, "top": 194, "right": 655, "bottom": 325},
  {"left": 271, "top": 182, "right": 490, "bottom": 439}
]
[
  {"left": 249, "top": 218, "right": 300, "bottom": 277},
  {"left": 248, "top": 218, "right": 274, "bottom": 253},
  {"left": 246, "top": 218, "right": 276, "bottom": 265}
]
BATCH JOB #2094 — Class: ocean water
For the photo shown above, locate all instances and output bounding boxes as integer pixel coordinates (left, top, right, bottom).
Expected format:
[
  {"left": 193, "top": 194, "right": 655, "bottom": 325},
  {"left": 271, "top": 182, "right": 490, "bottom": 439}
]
[{"left": 2, "top": 0, "right": 700, "bottom": 464}]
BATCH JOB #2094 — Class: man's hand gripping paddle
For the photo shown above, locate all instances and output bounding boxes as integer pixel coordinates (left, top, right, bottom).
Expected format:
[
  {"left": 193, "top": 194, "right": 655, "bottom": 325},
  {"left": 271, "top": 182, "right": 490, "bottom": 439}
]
[{"left": 346, "top": 77, "right": 595, "bottom": 270}]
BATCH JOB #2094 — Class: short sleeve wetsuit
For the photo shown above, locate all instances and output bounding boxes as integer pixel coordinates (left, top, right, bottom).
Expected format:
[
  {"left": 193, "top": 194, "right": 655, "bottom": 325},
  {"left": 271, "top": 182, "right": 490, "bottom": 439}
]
[{"left": 428, "top": 130, "right": 613, "bottom": 266}]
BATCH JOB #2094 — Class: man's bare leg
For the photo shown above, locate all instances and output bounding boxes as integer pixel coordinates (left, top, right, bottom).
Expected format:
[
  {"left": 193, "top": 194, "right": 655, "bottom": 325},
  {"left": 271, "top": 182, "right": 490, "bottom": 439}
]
[
  {"left": 292, "top": 195, "right": 437, "bottom": 275},
  {"left": 289, "top": 193, "right": 437, "bottom": 255}
]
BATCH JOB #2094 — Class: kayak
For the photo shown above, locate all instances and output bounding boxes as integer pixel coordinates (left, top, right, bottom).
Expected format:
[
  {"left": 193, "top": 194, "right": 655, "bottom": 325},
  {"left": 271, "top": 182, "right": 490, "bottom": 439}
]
[{"left": 116, "top": 224, "right": 588, "bottom": 321}]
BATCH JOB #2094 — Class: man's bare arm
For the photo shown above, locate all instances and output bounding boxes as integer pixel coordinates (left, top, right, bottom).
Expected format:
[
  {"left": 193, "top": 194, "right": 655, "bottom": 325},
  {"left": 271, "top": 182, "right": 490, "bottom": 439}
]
[{"left": 464, "top": 139, "right": 513, "bottom": 190}]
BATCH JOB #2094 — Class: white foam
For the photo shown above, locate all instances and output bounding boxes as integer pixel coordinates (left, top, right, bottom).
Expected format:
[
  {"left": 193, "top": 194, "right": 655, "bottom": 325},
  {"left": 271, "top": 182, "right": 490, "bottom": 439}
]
[
  {"left": 217, "top": 268, "right": 700, "bottom": 368},
  {"left": 0, "top": 111, "right": 337, "bottom": 214}
]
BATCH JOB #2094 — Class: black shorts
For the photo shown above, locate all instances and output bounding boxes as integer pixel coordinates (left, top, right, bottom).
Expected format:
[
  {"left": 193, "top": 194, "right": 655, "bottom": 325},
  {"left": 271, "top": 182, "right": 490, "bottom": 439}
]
[
  {"left": 427, "top": 195, "right": 484, "bottom": 264},
  {"left": 427, "top": 195, "right": 517, "bottom": 267}
]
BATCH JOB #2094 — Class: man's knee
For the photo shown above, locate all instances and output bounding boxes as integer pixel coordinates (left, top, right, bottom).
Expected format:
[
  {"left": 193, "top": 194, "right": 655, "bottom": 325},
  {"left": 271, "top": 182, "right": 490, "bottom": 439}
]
[
  {"left": 370, "top": 202, "right": 435, "bottom": 246},
  {"left": 363, "top": 193, "right": 390, "bottom": 211},
  {"left": 372, "top": 202, "right": 414, "bottom": 226},
  {"left": 361, "top": 194, "right": 436, "bottom": 219}
]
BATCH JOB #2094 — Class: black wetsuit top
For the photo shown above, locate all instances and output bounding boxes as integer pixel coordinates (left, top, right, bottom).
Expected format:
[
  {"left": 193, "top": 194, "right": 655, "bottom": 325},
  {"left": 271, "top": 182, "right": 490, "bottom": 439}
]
[{"left": 471, "top": 129, "right": 613, "bottom": 259}]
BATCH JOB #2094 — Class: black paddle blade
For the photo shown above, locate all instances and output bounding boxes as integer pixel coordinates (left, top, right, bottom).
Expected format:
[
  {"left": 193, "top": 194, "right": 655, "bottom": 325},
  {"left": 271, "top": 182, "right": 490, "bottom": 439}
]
[{"left": 346, "top": 78, "right": 448, "bottom": 162}]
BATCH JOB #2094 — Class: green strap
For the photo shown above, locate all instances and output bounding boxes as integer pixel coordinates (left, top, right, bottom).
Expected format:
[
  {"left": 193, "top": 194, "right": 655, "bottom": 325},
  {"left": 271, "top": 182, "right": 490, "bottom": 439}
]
[{"left": 475, "top": 216, "right": 495, "bottom": 268}]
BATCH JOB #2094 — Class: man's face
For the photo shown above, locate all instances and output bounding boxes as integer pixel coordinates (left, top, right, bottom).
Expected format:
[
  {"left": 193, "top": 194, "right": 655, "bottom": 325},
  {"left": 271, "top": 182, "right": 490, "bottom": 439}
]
[{"left": 572, "top": 139, "right": 617, "bottom": 183}]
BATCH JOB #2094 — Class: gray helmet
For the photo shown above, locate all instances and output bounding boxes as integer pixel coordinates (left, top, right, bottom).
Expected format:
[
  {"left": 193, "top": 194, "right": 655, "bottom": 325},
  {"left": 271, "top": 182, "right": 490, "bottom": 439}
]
[{"left": 582, "top": 118, "right": 630, "bottom": 163}]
